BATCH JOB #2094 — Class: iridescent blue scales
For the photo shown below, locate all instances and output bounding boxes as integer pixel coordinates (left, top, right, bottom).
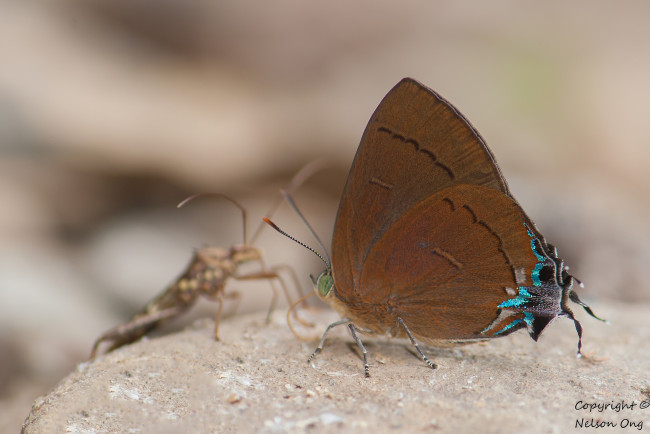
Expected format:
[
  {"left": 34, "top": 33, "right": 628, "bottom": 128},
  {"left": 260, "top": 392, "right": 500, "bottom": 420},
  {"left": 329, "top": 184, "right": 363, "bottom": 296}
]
[{"left": 481, "top": 222, "right": 604, "bottom": 352}]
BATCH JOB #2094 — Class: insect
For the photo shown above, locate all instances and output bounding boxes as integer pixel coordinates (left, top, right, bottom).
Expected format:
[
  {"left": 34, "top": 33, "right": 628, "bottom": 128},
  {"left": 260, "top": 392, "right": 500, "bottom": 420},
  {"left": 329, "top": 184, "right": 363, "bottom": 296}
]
[
  {"left": 90, "top": 162, "right": 322, "bottom": 359},
  {"left": 267, "top": 78, "right": 605, "bottom": 377}
]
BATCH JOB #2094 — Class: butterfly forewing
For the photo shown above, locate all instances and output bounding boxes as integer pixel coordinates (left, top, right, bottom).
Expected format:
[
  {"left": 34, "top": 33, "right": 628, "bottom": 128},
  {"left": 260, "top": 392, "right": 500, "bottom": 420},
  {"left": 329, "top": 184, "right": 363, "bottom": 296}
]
[{"left": 332, "top": 78, "right": 511, "bottom": 302}]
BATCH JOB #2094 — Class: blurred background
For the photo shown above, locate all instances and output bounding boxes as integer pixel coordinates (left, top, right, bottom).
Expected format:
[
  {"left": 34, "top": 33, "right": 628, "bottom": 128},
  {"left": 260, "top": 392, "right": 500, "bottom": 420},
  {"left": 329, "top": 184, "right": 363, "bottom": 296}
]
[{"left": 2, "top": 0, "right": 649, "bottom": 430}]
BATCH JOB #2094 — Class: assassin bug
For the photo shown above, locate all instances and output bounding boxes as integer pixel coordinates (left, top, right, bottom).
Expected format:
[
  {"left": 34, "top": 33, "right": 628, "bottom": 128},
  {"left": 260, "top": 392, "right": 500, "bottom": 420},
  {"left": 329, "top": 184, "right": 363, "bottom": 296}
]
[{"left": 90, "top": 162, "right": 323, "bottom": 359}]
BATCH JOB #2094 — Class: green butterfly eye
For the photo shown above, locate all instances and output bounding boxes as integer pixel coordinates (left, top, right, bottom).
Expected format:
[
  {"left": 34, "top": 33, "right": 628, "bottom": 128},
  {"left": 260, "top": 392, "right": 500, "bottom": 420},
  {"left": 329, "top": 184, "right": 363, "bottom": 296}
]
[{"left": 316, "top": 271, "right": 333, "bottom": 297}]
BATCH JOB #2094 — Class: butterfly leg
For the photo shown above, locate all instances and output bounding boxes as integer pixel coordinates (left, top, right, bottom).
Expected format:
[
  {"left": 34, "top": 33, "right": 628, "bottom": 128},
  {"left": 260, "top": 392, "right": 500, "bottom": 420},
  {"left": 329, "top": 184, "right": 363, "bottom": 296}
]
[
  {"left": 397, "top": 317, "right": 437, "bottom": 369},
  {"left": 347, "top": 323, "right": 370, "bottom": 377},
  {"left": 308, "top": 318, "right": 350, "bottom": 364},
  {"left": 571, "top": 315, "right": 584, "bottom": 357}
]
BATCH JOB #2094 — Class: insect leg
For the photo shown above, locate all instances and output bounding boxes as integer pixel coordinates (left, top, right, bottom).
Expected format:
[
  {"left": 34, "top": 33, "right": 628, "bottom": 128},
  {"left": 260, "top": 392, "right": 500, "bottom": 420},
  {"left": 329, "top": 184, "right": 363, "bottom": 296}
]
[{"left": 268, "top": 264, "right": 312, "bottom": 327}]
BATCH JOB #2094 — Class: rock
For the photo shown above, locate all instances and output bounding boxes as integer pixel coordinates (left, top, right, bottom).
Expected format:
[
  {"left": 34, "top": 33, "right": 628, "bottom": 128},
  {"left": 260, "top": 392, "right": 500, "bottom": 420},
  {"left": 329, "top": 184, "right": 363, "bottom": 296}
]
[{"left": 22, "top": 300, "right": 650, "bottom": 433}]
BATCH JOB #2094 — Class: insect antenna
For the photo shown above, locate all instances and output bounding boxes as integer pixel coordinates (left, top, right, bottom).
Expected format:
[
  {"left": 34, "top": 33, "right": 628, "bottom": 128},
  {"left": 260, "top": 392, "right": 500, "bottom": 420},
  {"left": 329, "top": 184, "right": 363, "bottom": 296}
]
[
  {"left": 177, "top": 193, "right": 248, "bottom": 245},
  {"left": 250, "top": 158, "right": 329, "bottom": 244}
]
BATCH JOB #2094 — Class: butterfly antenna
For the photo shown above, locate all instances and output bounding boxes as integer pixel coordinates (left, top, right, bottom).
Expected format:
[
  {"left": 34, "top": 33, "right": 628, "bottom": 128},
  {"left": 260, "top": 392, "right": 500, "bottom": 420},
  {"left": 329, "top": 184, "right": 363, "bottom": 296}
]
[
  {"left": 280, "top": 188, "right": 332, "bottom": 268},
  {"left": 263, "top": 217, "right": 330, "bottom": 270},
  {"left": 250, "top": 158, "right": 329, "bottom": 244},
  {"left": 178, "top": 193, "right": 248, "bottom": 245}
]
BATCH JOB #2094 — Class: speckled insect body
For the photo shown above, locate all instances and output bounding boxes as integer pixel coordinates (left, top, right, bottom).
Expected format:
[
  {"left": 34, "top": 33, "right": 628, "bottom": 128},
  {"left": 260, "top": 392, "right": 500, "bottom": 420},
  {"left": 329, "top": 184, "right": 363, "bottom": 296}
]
[
  {"left": 90, "top": 243, "right": 289, "bottom": 358},
  {"left": 90, "top": 160, "right": 326, "bottom": 359}
]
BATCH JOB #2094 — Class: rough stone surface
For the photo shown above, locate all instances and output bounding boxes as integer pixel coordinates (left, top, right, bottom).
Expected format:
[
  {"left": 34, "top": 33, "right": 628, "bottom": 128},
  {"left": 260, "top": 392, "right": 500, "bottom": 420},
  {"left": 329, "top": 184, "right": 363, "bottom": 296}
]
[{"left": 22, "top": 300, "right": 650, "bottom": 433}]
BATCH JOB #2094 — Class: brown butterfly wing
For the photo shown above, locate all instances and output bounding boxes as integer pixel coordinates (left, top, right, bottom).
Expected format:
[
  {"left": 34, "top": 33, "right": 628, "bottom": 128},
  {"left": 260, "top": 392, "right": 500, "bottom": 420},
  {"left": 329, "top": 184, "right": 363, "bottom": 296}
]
[
  {"left": 332, "top": 78, "right": 511, "bottom": 302},
  {"left": 354, "top": 185, "right": 543, "bottom": 341}
]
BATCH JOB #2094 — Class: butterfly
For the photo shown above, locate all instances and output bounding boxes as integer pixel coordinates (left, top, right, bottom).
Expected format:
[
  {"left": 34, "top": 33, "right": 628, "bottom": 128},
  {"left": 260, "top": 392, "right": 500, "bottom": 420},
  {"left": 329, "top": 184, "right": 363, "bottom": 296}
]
[{"left": 270, "top": 78, "right": 604, "bottom": 377}]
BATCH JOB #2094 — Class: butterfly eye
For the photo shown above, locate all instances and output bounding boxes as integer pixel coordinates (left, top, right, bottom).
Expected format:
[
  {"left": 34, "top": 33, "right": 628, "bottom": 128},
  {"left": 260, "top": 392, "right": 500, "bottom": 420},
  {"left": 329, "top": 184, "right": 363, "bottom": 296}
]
[{"left": 315, "top": 271, "right": 334, "bottom": 297}]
